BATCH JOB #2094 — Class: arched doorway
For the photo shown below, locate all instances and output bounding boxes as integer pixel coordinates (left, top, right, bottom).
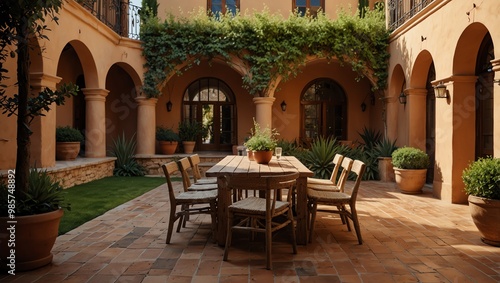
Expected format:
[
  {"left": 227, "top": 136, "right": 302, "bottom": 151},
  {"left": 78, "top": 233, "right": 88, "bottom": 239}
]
[
  {"left": 425, "top": 63, "right": 436, "bottom": 183},
  {"left": 183, "top": 78, "right": 236, "bottom": 152},
  {"left": 300, "top": 78, "right": 347, "bottom": 144},
  {"left": 475, "top": 33, "right": 494, "bottom": 159}
]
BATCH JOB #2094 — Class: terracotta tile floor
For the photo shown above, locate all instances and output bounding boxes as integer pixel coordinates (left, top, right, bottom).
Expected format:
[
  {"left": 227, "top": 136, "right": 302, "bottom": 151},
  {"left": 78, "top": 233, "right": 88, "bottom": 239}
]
[{"left": 2, "top": 181, "right": 499, "bottom": 282}]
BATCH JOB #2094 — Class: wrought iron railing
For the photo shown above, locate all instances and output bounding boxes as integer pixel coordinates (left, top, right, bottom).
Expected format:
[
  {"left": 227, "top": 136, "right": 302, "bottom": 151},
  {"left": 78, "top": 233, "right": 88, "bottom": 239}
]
[
  {"left": 388, "top": 0, "right": 433, "bottom": 31},
  {"left": 77, "top": 0, "right": 141, "bottom": 39}
]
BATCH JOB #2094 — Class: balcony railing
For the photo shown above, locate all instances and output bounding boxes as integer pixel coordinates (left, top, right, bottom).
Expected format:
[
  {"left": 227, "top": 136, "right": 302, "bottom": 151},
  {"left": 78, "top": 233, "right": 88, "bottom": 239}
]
[
  {"left": 78, "top": 0, "right": 141, "bottom": 39},
  {"left": 388, "top": 0, "right": 433, "bottom": 31}
]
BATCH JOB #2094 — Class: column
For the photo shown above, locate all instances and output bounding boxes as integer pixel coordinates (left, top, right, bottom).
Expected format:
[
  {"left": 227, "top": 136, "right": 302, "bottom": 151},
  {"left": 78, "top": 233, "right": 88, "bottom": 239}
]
[
  {"left": 406, "top": 88, "right": 428, "bottom": 150},
  {"left": 29, "top": 72, "right": 62, "bottom": 167},
  {"left": 491, "top": 59, "right": 500, "bottom": 157},
  {"left": 253, "top": 97, "right": 276, "bottom": 128},
  {"left": 83, "top": 88, "right": 109, "bottom": 158},
  {"left": 135, "top": 96, "right": 157, "bottom": 155}
]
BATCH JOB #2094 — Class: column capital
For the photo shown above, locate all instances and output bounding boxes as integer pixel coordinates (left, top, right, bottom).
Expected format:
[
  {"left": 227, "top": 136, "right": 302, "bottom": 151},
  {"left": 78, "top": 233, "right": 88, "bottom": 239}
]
[
  {"left": 252, "top": 96, "right": 276, "bottom": 105},
  {"left": 135, "top": 96, "right": 158, "bottom": 106},
  {"left": 29, "top": 72, "right": 62, "bottom": 89},
  {"left": 82, "top": 88, "right": 109, "bottom": 102},
  {"left": 405, "top": 88, "right": 428, "bottom": 97}
]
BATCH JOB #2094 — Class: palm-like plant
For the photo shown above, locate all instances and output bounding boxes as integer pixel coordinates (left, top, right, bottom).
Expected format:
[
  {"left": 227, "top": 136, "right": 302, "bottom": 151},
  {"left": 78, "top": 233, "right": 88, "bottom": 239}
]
[
  {"left": 109, "top": 133, "right": 146, "bottom": 177},
  {"left": 303, "top": 137, "right": 350, "bottom": 179}
]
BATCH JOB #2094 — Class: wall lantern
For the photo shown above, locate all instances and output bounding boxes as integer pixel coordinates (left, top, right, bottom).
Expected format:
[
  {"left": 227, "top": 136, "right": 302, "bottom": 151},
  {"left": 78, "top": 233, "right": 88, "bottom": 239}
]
[
  {"left": 166, "top": 100, "right": 173, "bottom": 112},
  {"left": 398, "top": 92, "right": 407, "bottom": 105},
  {"left": 280, "top": 100, "right": 287, "bottom": 111},
  {"left": 434, "top": 82, "right": 448, "bottom": 98}
]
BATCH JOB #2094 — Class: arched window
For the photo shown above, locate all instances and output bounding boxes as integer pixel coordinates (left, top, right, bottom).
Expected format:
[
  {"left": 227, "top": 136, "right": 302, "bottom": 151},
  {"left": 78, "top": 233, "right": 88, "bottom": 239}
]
[
  {"left": 300, "top": 78, "right": 347, "bottom": 143},
  {"left": 183, "top": 78, "right": 236, "bottom": 152}
]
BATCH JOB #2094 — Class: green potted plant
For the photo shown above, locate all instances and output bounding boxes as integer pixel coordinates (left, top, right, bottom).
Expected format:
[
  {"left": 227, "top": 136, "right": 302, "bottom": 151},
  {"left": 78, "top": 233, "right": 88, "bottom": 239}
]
[
  {"left": 392, "top": 146, "right": 429, "bottom": 194},
  {"left": 55, "top": 126, "right": 84, "bottom": 160},
  {"left": 375, "top": 138, "right": 398, "bottom": 182},
  {"left": 462, "top": 157, "right": 500, "bottom": 246},
  {"left": 244, "top": 119, "right": 279, "bottom": 164},
  {"left": 156, "top": 126, "right": 180, "bottom": 155},
  {"left": 178, "top": 120, "right": 203, "bottom": 154},
  {"left": 0, "top": 167, "right": 70, "bottom": 271}
]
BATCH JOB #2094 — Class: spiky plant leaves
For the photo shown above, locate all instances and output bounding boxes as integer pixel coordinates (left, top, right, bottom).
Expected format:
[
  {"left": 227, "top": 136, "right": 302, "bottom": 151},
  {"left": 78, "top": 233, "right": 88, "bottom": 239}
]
[{"left": 109, "top": 133, "right": 146, "bottom": 177}]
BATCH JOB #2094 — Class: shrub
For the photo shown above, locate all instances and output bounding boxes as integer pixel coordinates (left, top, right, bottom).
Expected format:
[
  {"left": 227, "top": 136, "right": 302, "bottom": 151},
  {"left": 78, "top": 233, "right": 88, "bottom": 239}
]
[
  {"left": 156, "top": 126, "right": 180, "bottom": 142},
  {"left": 462, "top": 157, "right": 500, "bottom": 200},
  {"left": 391, "top": 147, "right": 429, "bottom": 169},
  {"left": 178, "top": 120, "right": 203, "bottom": 141},
  {"left": 109, "top": 133, "right": 146, "bottom": 177},
  {"left": 56, "top": 126, "right": 84, "bottom": 142},
  {"left": 244, "top": 119, "right": 278, "bottom": 151}
]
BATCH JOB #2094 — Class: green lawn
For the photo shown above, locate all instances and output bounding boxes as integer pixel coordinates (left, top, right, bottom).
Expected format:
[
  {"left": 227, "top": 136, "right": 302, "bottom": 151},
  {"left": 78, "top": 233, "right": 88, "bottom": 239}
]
[{"left": 59, "top": 176, "right": 166, "bottom": 235}]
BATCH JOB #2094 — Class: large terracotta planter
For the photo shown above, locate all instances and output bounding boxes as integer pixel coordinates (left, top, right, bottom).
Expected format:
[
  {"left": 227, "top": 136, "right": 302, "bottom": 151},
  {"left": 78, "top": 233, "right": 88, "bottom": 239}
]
[
  {"left": 378, "top": 157, "right": 395, "bottom": 182},
  {"left": 393, "top": 168, "right": 427, "bottom": 194},
  {"left": 0, "top": 209, "right": 63, "bottom": 271},
  {"left": 182, "top": 141, "right": 196, "bottom": 154},
  {"left": 159, "top": 141, "right": 178, "bottom": 155},
  {"left": 56, "top": 142, "right": 80, "bottom": 160},
  {"left": 468, "top": 195, "right": 500, "bottom": 247},
  {"left": 252, "top": 150, "right": 273, "bottom": 164}
]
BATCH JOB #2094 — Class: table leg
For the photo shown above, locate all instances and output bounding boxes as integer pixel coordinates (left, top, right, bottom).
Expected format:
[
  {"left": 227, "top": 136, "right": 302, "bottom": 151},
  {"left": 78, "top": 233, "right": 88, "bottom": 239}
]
[
  {"left": 295, "top": 177, "right": 307, "bottom": 245},
  {"left": 216, "top": 176, "right": 230, "bottom": 246}
]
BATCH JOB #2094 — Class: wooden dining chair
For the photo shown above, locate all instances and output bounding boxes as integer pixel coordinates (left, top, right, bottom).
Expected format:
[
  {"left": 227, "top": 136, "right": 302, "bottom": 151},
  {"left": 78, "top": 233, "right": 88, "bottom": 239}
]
[
  {"left": 307, "top": 159, "right": 366, "bottom": 244},
  {"left": 161, "top": 161, "right": 218, "bottom": 244},
  {"left": 188, "top": 154, "right": 217, "bottom": 185},
  {"left": 222, "top": 172, "right": 300, "bottom": 270},
  {"left": 177, "top": 157, "right": 218, "bottom": 192},
  {"left": 307, "top": 154, "right": 344, "bottom": 186},
  {"left": 308, "top": 156, "right": 353, "bottom": 192}
]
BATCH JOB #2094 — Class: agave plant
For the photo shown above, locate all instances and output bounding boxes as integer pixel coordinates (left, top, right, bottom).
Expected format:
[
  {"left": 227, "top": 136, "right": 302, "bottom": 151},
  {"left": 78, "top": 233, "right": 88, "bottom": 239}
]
[
  {"left": 302, "top": 136, "right": 350, "bottom": 179},
  {"left": 109, "top": 133, "right": 146, "bottom": 177}
]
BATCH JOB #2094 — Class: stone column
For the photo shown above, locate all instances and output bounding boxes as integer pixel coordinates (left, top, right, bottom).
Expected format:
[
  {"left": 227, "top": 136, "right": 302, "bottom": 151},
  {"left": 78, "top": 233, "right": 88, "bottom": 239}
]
[
  {"left": 29, "top": 72, "right": 62, "bottom": 167},
  {"left": 383, "top": 95, "right": 399, "bottom": 143},
  {"left": 83, "top": 88, "right": 109, "bottom": 158},
  {"left": 406, "top": 88, "right": 428, "bottom": 150},
  {"left": 135, "top": 96, "right": 157, "bottom": 155},
  {"left": 253, "top": 97, "right": 276, "bottom": 128},
  {"left": 491, "top": 59, "right": 500, "bottom": 157}
]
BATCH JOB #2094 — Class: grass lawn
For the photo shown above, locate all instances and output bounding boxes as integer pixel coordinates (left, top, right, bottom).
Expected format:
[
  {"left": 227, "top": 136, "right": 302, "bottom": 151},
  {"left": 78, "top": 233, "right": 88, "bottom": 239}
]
[{"left": 59, "top": 176, "right": 166, "bottom": 235}]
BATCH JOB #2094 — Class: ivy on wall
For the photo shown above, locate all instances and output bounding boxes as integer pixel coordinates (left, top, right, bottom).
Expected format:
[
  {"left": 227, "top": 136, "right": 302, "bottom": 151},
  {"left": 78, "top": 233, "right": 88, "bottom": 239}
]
[{"left": 140, "top": 7, "right": 389, "bottom": 98}]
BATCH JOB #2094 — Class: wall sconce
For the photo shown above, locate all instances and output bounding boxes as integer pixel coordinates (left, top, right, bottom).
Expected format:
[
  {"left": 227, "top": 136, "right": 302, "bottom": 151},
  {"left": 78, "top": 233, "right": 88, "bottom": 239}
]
[
  {"left": 433, "top": 82, "right": 448, "bottom": 98},
  {"left": 280, "top": 100, "right": 287, "bottom": 111},
  {"left": 398, "top": 92, "right": 407, "bottom": 105},
  {"left": 166, "top": 100, "right": 173, "bottom": 112}
]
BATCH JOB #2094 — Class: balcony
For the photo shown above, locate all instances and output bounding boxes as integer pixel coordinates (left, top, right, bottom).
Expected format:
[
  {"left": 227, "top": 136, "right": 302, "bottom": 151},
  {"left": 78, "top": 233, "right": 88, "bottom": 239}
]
[
  {"left": 77, "top": 0, "right": 141, "bottom": 39},
  {"left": 388, "top": 0, "right": 434, "bottom": 31}
]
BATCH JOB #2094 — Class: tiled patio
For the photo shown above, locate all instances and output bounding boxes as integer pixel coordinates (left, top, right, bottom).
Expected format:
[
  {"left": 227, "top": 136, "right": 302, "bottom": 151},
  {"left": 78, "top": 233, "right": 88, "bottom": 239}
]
[{"left": 2, "top": 181, "right": 499, "bottom": 282}]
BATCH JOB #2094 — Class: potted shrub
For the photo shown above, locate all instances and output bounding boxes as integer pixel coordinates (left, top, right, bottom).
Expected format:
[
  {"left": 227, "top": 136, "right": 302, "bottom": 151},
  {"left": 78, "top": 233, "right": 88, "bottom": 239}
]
[
  {"left": 375, "top": 138, "right": 398, "bottom": 182},
  {"left": 178, "top": 120, "right": 203, "bottom": 154},
  {"left": 55, "top": 126, "right": 84, "bottom": 160},
  {"left": 156, "top": 126, "right": 180, "bottom": 155},
  {"left": 0, "top": 167, "right": 70, "bottom": 271},
  {"left": 244, "top": 119, "right": 279, "bottom": 164},
  {"left": 392, "top": 146, "right": 429, "bottom": 194},
  {"left": 462, "top": 157, "right": 500, "bottom": 246}
]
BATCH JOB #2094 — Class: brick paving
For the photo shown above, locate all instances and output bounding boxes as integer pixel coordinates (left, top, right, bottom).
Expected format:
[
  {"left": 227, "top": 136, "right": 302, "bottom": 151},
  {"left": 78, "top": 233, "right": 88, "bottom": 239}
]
[{"left": 2, "top": 181, "right": 499, "bottom": 282}]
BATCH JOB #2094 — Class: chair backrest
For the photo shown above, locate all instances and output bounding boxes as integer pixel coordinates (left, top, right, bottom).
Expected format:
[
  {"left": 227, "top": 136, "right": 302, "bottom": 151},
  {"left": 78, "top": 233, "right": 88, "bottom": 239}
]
[
  {"left": 348, "top": 159, "right": 366, "bottom": 202},
  {"left": 161, "top": 161, "right": 180, "bottom": 207},
  {"left": 336, "top": 157, "right": 354, "bottom": 192},
  {"left": 188, "top": 154, "right": 203, "bottom": 182},
  {"left": 177, "top": 157, "right": 193, "bottom": 192},
  {"left": 329, "top": 154, "right": 344, "bottom": 183}
]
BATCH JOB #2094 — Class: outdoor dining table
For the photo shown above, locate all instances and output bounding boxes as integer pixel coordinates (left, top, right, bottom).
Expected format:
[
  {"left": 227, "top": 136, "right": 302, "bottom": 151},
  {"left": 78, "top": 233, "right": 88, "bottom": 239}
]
[{"left": 205, "top": 155, "right": 314, "bottom": 245}]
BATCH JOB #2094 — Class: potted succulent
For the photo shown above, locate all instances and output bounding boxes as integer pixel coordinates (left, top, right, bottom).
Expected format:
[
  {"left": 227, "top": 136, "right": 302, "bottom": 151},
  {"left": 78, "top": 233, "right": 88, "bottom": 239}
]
[
  {"left": 0, "top": 167, "right": 70, "bottom": 271},
  {"left": 244, "top": 119, "right": 279, "bottom": 164},
  {"left": 55, "top": 126, "right": 84, "bottom": 160},
  {"left": 178, "top": 120, "right": 203, "bottom": 154},
  {"left": 375, "top": 138, "right": 398, "bottom": 182},
  {"left": 156, "top": 126, "right": 180, "bottom": 155},
  {"left": 462, "top": 157, "right": 500, "bottom": 246},
  {"left": 392, "top": 146, "right": 429, "bottom": 194}
]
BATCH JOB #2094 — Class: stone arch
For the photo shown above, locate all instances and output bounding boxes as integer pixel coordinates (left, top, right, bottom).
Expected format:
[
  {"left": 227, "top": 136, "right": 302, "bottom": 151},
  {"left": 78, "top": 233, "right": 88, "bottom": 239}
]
[{"left": 386, "top": 64, "right": 405, "bottom": 144}]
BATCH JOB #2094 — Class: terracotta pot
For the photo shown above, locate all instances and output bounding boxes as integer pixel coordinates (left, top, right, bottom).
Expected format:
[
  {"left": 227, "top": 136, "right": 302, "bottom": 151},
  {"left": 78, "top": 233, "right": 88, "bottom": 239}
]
[
  {"left": 182, "top": 141, "right": 196, "bottom": 154},
  {"left": 468, "top": 195, "right": 500, "bottom": 246},
  {"left": 247, "top": 150, "right": 254, "bottom": 161},
  {"left": 393, "top": 168, "right": 427, "bottom": 194},
  {"left": 0, "top": 209, "right": 64, "bottom": 271},
  {"left": 159, "top": 141, "right": 178, "bottom": 155},
  {"left": 56, "top": 142, "right": 80, "bottom": 160},
  {"left": 252, "top": 150, "right": 273, "bottom": 164},
  {"left": 378, "top": 157, "right": 395, "bottom": 182}
]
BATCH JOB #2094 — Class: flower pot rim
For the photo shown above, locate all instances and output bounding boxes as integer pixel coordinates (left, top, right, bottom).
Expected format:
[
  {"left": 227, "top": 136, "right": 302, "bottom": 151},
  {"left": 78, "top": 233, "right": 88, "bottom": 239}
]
[{"left": 393, "top": 167, "right": 427, "bottom": 171}]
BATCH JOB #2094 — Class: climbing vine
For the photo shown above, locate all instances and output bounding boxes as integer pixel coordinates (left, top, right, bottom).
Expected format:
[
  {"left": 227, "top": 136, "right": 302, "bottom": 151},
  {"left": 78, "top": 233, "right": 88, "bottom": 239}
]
[{"left": 140, "top": 6, "right": 389, "bottom": 98}]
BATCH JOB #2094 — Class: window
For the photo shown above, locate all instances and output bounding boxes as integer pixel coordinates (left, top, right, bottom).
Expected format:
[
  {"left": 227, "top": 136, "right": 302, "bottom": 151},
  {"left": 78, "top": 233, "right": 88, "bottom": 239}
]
[
  {"left": 293, "top": 0, "right": 324, "bottom": 17},
  {"left": 208, "top": 0, "right": 240, "bottom": 16}
]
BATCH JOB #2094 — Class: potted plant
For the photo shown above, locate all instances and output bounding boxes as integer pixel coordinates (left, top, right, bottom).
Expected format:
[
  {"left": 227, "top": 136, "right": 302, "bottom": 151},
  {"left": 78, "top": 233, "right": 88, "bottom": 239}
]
[
  {"left": 156, "top": 126, "right": 180, "bottom": 155},
  {"left": 56, "top": 126, "right": 84, "bottom": 160},
  {"left": 0, "top": 167, "right": 70, "bottom": 271},
  {"left": 375, "top": 138, "right": 398, "bottom": 182},
  {"left": 244, "top": 119, "right": 279, "bottom": 164},
  {"left": 178, "top": 120, "right": 203, "bottom": 154},
  {"left": 392, "top": 146, "right": 429, "bottom": 194},
  {"left": 462, "top": 157, "right": 500, "bottom": 246}
]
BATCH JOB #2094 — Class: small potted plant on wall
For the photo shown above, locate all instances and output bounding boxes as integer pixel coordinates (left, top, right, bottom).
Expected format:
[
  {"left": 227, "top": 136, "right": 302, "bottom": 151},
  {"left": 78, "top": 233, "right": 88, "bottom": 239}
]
[
  {"left": 462, "top": 157, "right": 500, "bottom": 246},
  {"left": 156, "top": 126, "right": 180, "bottom": 155},
  {"left": 244, "top": 119, "right": 279, "bottom": 164},
  {"left": 56, "top": 126, "right": 84, "bottom": 160},
  {"left": 178, "top": 120, "right": 203, "bottom": 154},
  {"left": 392, "top": 146, "right": 429, "bottom": 194}
]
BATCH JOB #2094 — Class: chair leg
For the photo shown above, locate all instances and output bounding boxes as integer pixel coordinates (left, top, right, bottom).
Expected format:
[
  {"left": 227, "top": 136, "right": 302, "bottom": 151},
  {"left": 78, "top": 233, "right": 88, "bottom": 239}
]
[
  {"left": 176, "top": 213, "right": 184, "bottom": 232},
  {"left": 350, "top": 205, "right": 363, "bottom": 244},
  {"left": 166, "top": 209, "right": 177, "bottom": 244},
  {"left": 210, "top": 200, "right": 217, "bottom": 243},
  {"left": 341, "top": 205, "right": 352, "bottom": 232},
  {"left": 265, "top": 218, "right": 272, "bottom": 270},
  {"left": 308, "top": 201, "right": 318, "bottom": 243},
  {"left": 223, "top": 212, "right": 233, "bottom": 261},
  {"left": 289, "top": 210, "right": 297, "bottom": 254}
]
